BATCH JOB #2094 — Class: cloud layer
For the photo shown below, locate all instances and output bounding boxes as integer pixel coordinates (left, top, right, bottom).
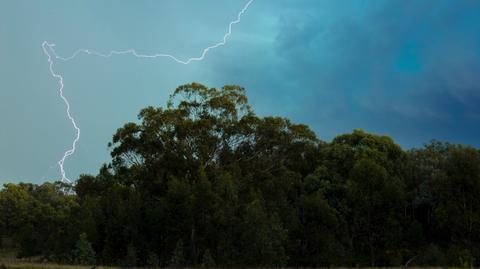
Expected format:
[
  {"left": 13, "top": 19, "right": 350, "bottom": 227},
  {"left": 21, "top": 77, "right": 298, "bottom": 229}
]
[{"left": 1, "top": 0, "right": 479, "bottom": 182}]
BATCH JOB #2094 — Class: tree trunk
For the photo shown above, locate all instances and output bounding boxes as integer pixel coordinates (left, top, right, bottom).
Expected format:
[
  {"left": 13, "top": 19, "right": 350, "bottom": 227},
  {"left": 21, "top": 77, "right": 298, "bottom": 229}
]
[{"left": 191, "top": 226, "right": 197, "bottom": 265}]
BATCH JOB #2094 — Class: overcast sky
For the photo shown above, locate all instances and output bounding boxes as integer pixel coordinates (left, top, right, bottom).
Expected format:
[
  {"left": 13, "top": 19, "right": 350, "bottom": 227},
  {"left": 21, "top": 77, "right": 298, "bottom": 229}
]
[{"left": 1, "top": 0, "right": 479, "bottom": 184}]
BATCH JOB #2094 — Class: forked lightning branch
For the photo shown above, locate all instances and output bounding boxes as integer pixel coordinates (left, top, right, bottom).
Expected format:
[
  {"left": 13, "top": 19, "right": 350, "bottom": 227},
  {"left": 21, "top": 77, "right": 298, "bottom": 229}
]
[{"left": 42, "top": 0, "right": 255, "bottom": 183}]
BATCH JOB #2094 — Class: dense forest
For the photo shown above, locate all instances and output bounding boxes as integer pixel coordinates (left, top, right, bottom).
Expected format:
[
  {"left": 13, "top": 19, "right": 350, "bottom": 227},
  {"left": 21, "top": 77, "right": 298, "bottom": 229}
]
[{"left": 1, "top": 83, "right": 479, "bottom": 267}]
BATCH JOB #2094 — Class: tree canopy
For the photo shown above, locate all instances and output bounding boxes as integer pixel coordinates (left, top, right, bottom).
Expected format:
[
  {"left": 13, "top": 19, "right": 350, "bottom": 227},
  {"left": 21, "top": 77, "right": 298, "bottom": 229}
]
[{"left": 1, "top": 83, "right": 480, "bottom": 267}]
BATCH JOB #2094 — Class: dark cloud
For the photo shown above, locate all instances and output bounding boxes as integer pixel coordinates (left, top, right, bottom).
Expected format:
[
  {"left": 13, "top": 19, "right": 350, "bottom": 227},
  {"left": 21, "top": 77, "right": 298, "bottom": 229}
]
[
  {"left": 210, "top": 0, "right": 480, "bottom": 147},
  {"left": 1, "top": 0, "right": 479, "bottom": 182}
]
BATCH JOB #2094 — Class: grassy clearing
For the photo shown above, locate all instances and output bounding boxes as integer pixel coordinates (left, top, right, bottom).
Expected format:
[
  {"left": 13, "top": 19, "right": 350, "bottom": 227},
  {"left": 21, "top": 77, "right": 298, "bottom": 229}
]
[
  {"left": 0, "top": 251, "right": 96, "bottom": 269},
  {"left": 0, "top": 263, "right": 459, "bottom": 269},
  {"left": 0, "top": 260, "right": 118, "bottom": 269},
  {"left": 0, "top": 254, "right": 460, "bottom": 269}
]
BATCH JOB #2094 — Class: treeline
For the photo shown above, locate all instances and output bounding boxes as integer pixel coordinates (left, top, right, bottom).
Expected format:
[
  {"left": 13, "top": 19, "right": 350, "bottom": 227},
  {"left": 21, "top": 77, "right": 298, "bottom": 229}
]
[{"left": 1, "top": 83, "right": 480, "bottom": 267}]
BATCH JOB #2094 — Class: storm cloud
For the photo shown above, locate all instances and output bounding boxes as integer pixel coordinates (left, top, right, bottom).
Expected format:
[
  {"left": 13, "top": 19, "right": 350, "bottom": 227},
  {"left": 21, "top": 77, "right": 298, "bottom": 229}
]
[{"left": 1, "top": 0, "right": 479, "bottom": 182}]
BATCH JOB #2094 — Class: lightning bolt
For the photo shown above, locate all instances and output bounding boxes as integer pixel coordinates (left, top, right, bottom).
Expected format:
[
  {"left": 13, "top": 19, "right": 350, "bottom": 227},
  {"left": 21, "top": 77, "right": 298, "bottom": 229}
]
[{"left": 42, "top": 0, "right": 255, "bottom": 183}]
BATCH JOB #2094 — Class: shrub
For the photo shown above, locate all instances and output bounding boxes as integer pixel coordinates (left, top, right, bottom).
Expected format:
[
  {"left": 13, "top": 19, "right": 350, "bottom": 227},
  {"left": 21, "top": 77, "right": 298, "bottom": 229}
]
[
  {"left": 71, "top": 233, "right": 96, "bottom": 265},
  {"left": 169, "top": 240, "right": 186, "bottom": 267},
  {"left": 201, "top": 249, "right": 216, "bottom": 268},
  {"left": 146, "top": 252, "right": 160, "bottom": 268}
]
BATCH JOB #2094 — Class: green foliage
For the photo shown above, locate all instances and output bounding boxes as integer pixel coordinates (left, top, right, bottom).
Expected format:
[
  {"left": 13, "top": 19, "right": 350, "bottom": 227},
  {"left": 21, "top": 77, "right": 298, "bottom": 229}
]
[
  {"left": 347, "top": 158, "right": 405, "bottom": 265},
  {"left": 3, "top": 84, "right": 480, "bottom": 267},
  {"left": 72, "top": 233, "right": 96, "bottom": 265},
  {"left": 240, "top": 197, "right": 288, "bottom": 266},
  {"left": 201, "top": 249, "right": 216, "bottom": 268},
  {"left": 146, "top": 252, "right": 160, "bottom": 268},
  {"left": 121, "top": 244, "right": 138, "bottom": 268},
  {"left": 169, "top": 240, "right": 186, "bottom": 268},
  {"left": 416, "top": 244, "right": 444, "bottom": 266}
]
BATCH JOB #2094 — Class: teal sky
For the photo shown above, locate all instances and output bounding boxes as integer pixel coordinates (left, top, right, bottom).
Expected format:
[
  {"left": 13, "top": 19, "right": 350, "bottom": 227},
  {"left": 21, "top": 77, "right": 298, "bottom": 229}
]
[{"left": 1, "top": 0, "right": 480, "bottom": 184}]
